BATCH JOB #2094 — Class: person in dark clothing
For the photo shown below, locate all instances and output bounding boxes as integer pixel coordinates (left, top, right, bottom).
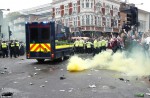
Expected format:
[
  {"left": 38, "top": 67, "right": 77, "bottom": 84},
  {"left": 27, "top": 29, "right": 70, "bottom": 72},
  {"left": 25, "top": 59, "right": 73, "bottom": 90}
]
[
  {"left": 19, "top": 42, "right": 25, "bottom": 56},
  {"left": 1, "top": 41, "right": 8, "bottom": 58},
  {"left": 9, "top": 40, "right": 16, "bottom": 58},
  {"left": 15, "top": 40, "right": 20, "bottom": 57}
]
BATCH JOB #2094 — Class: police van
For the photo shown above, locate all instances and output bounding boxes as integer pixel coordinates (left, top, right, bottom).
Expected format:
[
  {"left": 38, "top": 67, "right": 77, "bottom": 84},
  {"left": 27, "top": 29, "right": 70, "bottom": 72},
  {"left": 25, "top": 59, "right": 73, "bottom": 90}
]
[{"left": 25, "top": 21, "right": 74, "bottom": 63}]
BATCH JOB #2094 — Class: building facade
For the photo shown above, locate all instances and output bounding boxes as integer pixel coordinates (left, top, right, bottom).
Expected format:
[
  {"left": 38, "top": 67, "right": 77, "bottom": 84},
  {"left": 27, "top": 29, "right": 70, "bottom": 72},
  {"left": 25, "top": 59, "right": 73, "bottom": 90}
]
[
  {"left": 52, "top": 0, "right": 120, "bottom": 37},
  {"left": 138, "top": 9, "right": 150, "bottom": 33}
]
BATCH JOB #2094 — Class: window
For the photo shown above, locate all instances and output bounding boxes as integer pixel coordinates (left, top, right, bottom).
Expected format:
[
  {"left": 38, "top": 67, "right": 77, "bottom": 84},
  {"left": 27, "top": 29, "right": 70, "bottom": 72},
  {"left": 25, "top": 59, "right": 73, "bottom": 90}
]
[
  {"left": 73, "top": 3, "right": 77, "bottom": 13},
  {"left": 106, "top": 17, "right": 110, "bottom": 27},
  {"left": 82, "top": 3, "right": 84, "bottom": 8},
  {"left": 41, "top": 28, "right": 50, "bottom": 40},
  {"left": 113, "top": 7, "right": 118, "bottom": 16},
  {"left": 97, "top": 16, "right": 102, "bottom": 26},
  {"left": 86, "top": 0, "right": 89, "bottom": 8},
  {"left": 82, "top": 16, "right": 85, "bottom": 25},
  {"left": 91, "top": 15, "right": 94, "bottom": 25},
  {"left": 96, "top": 3, "right": 102, "bottom": 13},
  {"left": 91, "top": 3, "right": 93, "bottom": 8},
  {"left": 105, "top": 5, "right": 110, "bottom": 15},
  {"left": 30, "top": 28, "right": 39, "bottom": 42},
  {"left": 64, "top": 18, "right": 69, "bottom": 27},
  {"left": 56, "top": 8, "right": 60, "bottom": 15},
  {"left": 86, "top": 15, "right": 90, "bottom": 25},
  {"left": 64, "top": 5, "right": 69, "bottom": 15}
]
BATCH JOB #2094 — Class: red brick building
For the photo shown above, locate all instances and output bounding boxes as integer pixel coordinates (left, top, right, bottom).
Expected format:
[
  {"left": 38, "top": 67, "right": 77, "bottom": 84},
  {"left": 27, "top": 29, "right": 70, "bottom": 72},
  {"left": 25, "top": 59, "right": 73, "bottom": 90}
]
[{"left": 52, "top": 0, "right": 121, "bottom": 37}]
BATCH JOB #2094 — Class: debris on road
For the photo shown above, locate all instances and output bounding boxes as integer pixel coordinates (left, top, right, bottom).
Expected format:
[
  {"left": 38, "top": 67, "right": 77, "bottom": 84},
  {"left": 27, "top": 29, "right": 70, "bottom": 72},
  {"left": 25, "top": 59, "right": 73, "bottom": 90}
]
[
  {"left": 89, "top": 84, "right": 96, "bottom": 88},
  {"left": 1, "top": 72, "right": 5, "bottom": 74},
  {"left": 45, "top": 81, "right": 48, "bottom": 83},
  {"left": 134, "top": 93, "right": 144, "bottom": 97},
  {"left": 13, "top": 81, "right": 18, "bottom": 84},
  {"left": 30, "top": 83, "right": 33, "bottom": 85},
  {"left": 1, "top": 92, "right": 13, "bottom": 97},
  {"left": 94, "top": 70, "right": 99, "bottom": 72},
  {"left": 59, "top": 90, "right": 65, "bottom": 92},
  {"left": 102, "top": 86, "right": 109, "bottom": 89},
  {"left": 60, "top": 69, "right": 63, "bottom": 71},
  {"left": 34, "top": 73, "right": 37, "bottom": 75},
  {"left": 35, "top": 69, "right": 41, "bottom": 71},
  {"left": 4, "top": 68, "right": 7, "bottom": 69},
  {"left": 34, "top": 67, "right": 37, "bottom": 69},
  {"left": 119, "top": 78, "right": 124, "bottom": 81},
  {"left": 68, "top": 88, "right": 73, "bottom": 92},
  {"left": 88, "top": 74, "right": 92, "bottom": 76},
  {"left": 40, "top": 85, "right": 45, "bottom": 87},
  {"left": 60, "top": 75, "right": 66, "bottom": 80}
]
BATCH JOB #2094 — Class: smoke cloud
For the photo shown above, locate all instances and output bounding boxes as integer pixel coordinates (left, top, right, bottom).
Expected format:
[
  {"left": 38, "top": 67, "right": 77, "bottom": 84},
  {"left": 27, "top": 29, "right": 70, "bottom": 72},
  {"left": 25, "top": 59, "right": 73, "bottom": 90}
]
[{"left": 67, "top": 49, "right": 150, "bottom": 76}]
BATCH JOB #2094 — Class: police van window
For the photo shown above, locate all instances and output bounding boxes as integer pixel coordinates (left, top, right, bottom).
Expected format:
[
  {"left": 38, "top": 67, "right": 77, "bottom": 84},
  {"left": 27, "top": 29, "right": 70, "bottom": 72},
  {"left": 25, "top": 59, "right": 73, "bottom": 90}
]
[
  {"left": 30, "top": 28, "right": 38, "bottom": 42},
  {"left": 41, "top": 28, "right": 50, "bottom": 40}
]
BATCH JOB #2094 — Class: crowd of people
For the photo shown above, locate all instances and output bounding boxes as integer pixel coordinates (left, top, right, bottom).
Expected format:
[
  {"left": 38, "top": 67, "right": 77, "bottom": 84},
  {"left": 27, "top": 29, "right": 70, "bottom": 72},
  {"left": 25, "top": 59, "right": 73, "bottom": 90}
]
[
  {"left": 0, "top": 40, "right": 25, "bottom": 58},
  {"left": 73, "top": 29, "right": 150, "bottom": 57}
]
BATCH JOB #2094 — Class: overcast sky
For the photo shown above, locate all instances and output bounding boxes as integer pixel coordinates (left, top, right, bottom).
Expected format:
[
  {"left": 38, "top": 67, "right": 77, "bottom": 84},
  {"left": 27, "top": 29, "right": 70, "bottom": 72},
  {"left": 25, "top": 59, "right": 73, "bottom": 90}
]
[{"left": 0, "top": 0, "right": 149, "bottom": 14}]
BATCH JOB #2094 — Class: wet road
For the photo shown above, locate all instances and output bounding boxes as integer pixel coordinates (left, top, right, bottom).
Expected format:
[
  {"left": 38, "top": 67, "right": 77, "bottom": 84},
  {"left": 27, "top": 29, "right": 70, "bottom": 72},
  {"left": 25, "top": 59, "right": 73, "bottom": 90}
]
[{"left": 0, "top": 54, "right": 150, "bottom": 98}]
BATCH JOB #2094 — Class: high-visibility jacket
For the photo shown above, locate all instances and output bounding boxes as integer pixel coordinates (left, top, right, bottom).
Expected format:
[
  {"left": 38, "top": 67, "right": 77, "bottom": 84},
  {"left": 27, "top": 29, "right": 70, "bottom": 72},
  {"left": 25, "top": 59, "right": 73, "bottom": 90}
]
[
  {"left": 79, "top": 40, "right": 84, "bottom": 47},
  {"left": 98, "top": 41, "right": 102, "bottom": 48},
  {"left": 101, "top": 40, "right": 107, "bottom": 47},
  {"left": 93, "top": 40, "right": 98, "bottom": 48},
  {"left": 11, "top": 43, "right": 15, "bottom": 47},
  {"left": 86, "top": 41, "right": 92, "bottom": 48},
  {"left": 74, "top": 40, "right": 79, "bottom": 47},
  {"left": 2, "top": 43, "right": 7, "bottom": 48},
  {"left": 15, "top": 42, "right": 19, "bottom": 47}
]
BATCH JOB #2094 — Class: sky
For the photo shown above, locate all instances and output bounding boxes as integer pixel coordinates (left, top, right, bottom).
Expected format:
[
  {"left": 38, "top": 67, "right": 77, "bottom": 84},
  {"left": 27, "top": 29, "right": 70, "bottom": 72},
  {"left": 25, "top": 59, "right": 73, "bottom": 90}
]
[
  {"left": 0, "top": 0, "right": 149, "bottom": 14},
  {"left": 0, "top": 0, "right": 52, "bottom": 14},
  {"left": 125, "top": 0, "right": 150, "bottom": 12}
]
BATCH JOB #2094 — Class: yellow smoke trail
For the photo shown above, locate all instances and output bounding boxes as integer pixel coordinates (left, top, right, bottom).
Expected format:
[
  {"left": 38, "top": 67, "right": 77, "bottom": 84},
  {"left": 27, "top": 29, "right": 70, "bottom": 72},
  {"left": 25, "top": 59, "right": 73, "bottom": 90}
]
[{"left": 67, "top": 50, "right": 150, "bottom": 76}]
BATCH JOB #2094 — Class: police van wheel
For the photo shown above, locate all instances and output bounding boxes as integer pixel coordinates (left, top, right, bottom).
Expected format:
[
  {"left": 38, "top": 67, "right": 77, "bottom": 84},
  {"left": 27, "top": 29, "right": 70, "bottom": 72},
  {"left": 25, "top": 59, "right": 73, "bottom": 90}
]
[{"left": 37, "top": 59, "right": 45, "bottom": 63}]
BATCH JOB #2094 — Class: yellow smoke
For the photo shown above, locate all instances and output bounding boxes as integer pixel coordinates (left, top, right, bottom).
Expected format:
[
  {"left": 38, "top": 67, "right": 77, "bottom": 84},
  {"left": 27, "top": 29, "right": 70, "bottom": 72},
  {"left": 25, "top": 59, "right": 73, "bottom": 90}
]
[{"left": 67, "top": 50, "right": 150, "bottom": 76}]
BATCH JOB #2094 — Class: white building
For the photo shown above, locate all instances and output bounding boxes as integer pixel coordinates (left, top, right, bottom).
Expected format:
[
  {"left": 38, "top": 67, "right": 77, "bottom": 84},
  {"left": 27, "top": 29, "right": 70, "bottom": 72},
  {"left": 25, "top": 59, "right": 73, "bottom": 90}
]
[
  {"left": 138, "top": 9, "right": 150, "bottom": 33},
  {"left": 8, "top": 3, "right": 52, "bottom": 42}
]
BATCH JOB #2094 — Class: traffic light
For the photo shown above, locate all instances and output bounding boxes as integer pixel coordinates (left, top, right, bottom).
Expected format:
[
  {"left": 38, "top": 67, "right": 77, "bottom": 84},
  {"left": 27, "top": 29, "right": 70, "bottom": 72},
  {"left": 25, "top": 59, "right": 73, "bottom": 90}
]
[
  {"left": 131, "top": 7, "right": 138, "bottom": 26},
  {"left": 126, "top": 13, "right": 132, "bottom": 25},
  {"left": 9, "top": 30, "right": 12, "bottom": 36},
  {"left": 125, "top": 6, "right": 138, "bottom": 26}
]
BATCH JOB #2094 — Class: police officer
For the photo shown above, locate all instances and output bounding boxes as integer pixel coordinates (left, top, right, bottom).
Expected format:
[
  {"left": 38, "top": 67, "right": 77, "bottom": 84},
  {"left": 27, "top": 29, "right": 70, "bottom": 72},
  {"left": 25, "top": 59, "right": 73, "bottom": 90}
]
[
  {"left": 98, "top": 38, "right": 102, "bottom": 53},
  {"left": 101, "top": 37, "right": 107, "bottom": 51},
  {"left": 86, "top": 39, "right": 92, "bottom": 54},
  {"left": 93, "top": 38, "right": 98, "bottom": 56},
  {"left": 1, "top": 41, "right": 8, "bottom": 58},
  {"left": 9, "top": 40, "right": 16, "bottom": 58},
  {"left": 15, "top": 40, "right": 20, "bottom": 57},
  {"left": 74, "top": 39, "right": 79, "bottom": 53},
  {"left": 19, "top": 41, "right": 25, "bottom": 56},
  {"left": 79, "top": 38, "right": 84, "bottom": 53}
]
